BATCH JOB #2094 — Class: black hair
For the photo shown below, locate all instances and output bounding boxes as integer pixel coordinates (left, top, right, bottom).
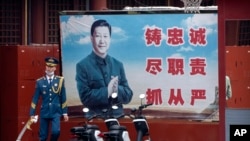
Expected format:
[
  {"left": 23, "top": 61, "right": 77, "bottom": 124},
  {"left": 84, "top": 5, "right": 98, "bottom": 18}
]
[{"left": 90, "top": 19, "right": 111, "bottom": 36}]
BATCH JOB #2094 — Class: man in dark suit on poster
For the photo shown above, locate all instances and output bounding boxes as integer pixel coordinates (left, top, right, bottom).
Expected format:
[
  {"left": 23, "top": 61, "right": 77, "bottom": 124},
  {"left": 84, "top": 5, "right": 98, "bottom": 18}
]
[{"left": 75, "top": 19, "right": 133, "bottom": 117}]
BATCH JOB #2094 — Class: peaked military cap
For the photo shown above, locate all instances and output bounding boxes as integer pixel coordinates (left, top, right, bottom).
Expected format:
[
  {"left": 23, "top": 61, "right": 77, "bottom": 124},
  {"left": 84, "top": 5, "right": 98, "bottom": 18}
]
[{"left": 45, "top": 57, "right": 59, "bottom": 67}]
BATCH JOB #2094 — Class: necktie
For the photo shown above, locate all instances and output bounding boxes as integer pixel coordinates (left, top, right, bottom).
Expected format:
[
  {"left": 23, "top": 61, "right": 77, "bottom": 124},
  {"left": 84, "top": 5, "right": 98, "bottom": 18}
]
[{"left": 49, "top": 78, "right": 52, "bottom": 86}]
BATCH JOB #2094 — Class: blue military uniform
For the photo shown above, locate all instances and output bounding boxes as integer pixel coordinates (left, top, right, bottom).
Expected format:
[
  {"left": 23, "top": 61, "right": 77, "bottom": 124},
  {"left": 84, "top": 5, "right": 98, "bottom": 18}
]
[{"left": 30, "top": 57, "right": 67, "bottom": 141}]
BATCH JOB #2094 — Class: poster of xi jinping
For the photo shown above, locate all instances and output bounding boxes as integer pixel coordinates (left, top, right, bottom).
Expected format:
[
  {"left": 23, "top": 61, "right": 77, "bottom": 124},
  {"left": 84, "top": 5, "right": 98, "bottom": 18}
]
[{"left": 59, "top": 10, "right": 219, "bottom": 121}]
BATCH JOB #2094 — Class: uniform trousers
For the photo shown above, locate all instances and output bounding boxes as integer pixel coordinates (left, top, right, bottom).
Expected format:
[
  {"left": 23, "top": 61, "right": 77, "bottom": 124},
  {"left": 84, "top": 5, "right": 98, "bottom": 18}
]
[{"left": 39, "top": 116, "right": 60, "bottom": 141}]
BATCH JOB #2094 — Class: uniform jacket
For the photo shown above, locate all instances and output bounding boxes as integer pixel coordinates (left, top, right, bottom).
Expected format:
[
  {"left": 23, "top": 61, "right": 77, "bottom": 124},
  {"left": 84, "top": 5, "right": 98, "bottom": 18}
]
[
  {"left": 76, "top": 51, "right": 133, "bottom": 116},
  {"left": 30, "top": 75, "right": 68, "bottom": 118}
]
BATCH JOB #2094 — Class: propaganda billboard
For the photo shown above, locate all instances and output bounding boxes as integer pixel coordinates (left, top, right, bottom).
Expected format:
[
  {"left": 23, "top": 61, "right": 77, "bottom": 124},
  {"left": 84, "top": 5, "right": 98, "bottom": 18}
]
[{"left": 59, "top": 10, "right": 218, "bottom": 121}]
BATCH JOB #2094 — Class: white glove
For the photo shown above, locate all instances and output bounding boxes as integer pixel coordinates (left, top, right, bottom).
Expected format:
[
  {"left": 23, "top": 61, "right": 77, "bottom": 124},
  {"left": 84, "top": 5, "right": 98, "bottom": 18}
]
[{"left": 32, "top": 115, "right": 38, "bottom": 123}]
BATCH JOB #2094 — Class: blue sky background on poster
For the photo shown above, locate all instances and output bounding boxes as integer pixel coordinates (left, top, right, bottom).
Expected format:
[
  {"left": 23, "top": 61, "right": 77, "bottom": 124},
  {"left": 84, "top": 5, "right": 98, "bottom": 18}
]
[{"left": 60, "top": 13, "right": 218, "bottom": 113}]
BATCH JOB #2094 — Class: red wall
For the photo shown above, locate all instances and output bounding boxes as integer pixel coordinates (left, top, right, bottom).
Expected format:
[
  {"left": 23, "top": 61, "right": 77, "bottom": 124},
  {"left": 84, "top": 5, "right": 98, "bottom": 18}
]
[
  {"left": 223, "top": 0, "right": 250, "bottom": 19},
  {"left": 218, "top": 0, "right": 250, "bottom": 141},
  {"left": 226, "top": 47, "right": 250, "bottom": 108}
]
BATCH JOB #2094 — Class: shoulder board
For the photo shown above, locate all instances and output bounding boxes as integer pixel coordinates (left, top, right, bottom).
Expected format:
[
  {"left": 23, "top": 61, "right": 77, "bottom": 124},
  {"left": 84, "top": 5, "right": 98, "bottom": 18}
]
[
  {"left": 37, "top": 76, "right": 45, "bottom": 81},
  {"left": 55, "top": 76, "right": 64, "bottom": 79}
]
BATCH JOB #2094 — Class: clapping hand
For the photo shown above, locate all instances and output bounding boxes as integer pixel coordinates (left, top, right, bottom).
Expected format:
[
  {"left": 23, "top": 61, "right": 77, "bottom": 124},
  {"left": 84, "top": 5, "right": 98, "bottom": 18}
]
[{"left": 108, "top": 76, "right": 118, "bottom": 97}]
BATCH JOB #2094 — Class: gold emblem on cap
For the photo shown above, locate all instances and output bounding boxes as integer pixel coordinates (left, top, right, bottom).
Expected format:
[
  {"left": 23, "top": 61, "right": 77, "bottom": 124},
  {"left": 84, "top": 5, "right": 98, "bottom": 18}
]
[{"left": 48, "top": 58, "right": 55, "bottom": 63}]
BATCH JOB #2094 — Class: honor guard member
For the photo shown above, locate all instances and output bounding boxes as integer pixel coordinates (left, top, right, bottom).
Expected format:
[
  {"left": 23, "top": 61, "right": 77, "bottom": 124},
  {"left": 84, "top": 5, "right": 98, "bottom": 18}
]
[{"left": 29, "top": 57, "right": 69, "bottom": 141}]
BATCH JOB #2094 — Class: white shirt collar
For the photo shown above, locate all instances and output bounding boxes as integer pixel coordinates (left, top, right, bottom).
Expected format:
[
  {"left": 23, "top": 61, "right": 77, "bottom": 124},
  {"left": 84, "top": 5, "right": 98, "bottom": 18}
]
[{"left": 46, "top": 75, "right": 54, "bottom": 80}]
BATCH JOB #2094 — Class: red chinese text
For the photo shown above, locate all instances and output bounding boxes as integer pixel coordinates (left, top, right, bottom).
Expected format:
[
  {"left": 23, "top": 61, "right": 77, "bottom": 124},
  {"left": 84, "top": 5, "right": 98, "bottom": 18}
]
[
  {"left": 168, "top": 89, "right": 184, "bottom": 105},
  {"left": 189, "top": 58, "right": 206, "bottom": 75},
  {"left": 146, "top": 88, "right": 163, "bottom": 105},
  {"left": 144, "top": 26, "right": 208, "bottom": 47},
  {"left": 144, "top": 88, "right": 207, "bottom": 106},
  {"left": 190, "top": 89, "right": 206, "bottom": 105},
  {"left": 167, "top": 58, "right": 184, "bottom": 75},
  {"left": 145, "top": 58, "right": 162, "bottom": 75},
  {"left": 189, "top": 27, "right": 207, "bottom": 46},
  {"left": 167, "top": 27, "right": 184, "bottom": 46},
  {"left": 144, "top": 27, "right": 162, "bottom": 46}
]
